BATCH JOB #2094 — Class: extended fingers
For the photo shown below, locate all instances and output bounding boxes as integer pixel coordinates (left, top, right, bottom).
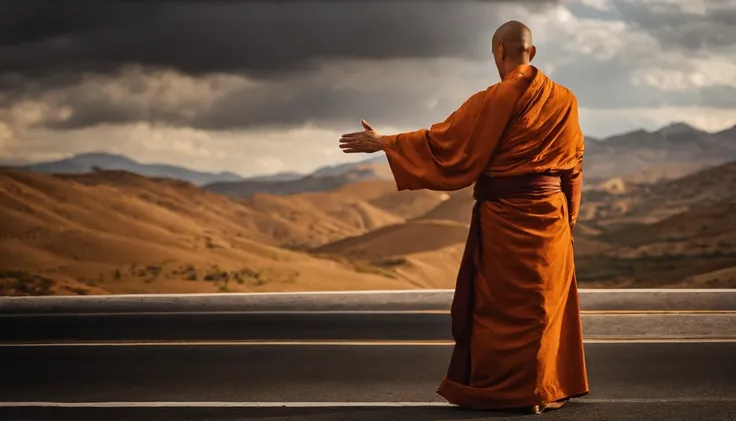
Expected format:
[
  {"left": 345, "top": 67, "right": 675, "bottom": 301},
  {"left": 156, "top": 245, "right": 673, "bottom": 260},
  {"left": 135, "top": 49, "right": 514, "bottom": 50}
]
[
  {"left": 339, "top": 140, "right": 369, "bottom": 153},
  {"left": 339, "top": 128, "right": 376, "bottom": 153},
  {"left": 341, "top": 131, "right": 367, "bottom": 139}
]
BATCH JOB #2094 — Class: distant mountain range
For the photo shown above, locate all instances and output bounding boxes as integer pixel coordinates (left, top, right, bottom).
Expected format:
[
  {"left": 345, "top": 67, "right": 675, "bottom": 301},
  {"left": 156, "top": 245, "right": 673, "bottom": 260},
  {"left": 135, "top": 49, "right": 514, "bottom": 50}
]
[
  {"left": 583, "top": 122, "right": 736, "bottom": 184},
  {"left": 242, "top": 172, "right": 304, "bottom": 182},
  {"left": 208, "top": 122, "right": 736, "bottom": 198},
  {"left": 1, "top": 151, "right": 735, "bottom": 295},
  {"left": 0, "top": 151, "right": 389, "bottom": 190},
  {"left": 3, "top": 122, "right": 734, "bottom": 195},
  {"left": 6, "top": 152, "right": 246, "bottom": 187},
  {"left": 0, "top": 157, "right": 28, "bottom": 166},
  {"left": 205, "top": 155, "right": 391, "bottom": 198}
]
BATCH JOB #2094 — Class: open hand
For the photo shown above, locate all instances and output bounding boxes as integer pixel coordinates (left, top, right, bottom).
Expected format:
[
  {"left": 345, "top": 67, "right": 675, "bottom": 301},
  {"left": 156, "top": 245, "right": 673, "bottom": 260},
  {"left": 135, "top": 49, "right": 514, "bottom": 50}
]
[{"left": 339, "top": 120, "right": 382, "bottom": 154}]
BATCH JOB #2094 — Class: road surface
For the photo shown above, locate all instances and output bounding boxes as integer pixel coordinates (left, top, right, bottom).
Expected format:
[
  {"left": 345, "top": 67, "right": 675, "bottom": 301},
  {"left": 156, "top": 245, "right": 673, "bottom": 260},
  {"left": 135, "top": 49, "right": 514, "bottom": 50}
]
[{"left": 1, "top": 290, "right": 735, "bottom": 420}]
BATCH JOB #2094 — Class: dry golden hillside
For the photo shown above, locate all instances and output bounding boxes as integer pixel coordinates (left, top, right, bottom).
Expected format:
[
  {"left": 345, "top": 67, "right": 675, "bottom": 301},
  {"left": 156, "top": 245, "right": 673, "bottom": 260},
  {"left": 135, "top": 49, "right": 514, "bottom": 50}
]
[
  {"left": 242, "top": 190, "right": 403, "bottom": 249},
  {"left": 2, "top": 158, "right": 734, "bottom": 296},
  {"left": 573, "top": 161, "right": 736, "bottom": 287},
  {"left": 314, "top": 220, "right": 470, "bottom": 260},
  {"left": 0, "top": 168, "right": 424, "bottom": 296},
  {"left": 415, "top": 188, "right": 474, "bottom": 223},
  {"left": 579, "top": 161, "right": 736, "bottom": 230},
  {"left": 313, "top": 161, "right": 736, "bottom": 289},
  {"left": 369, "top": 189, "right": 454, "bottom": 220},
  {"left": 324, "top": 180, "right": 455, "bottom": 220},
  {"left": 331, "top": 180, "right": 400, "bottom": 201}
]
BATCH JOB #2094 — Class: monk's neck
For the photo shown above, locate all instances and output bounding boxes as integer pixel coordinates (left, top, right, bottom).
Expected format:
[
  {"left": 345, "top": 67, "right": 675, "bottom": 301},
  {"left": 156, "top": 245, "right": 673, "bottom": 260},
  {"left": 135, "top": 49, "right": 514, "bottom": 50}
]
[{"left": 502, "top": 62, "right": 531, "bottom": 80}]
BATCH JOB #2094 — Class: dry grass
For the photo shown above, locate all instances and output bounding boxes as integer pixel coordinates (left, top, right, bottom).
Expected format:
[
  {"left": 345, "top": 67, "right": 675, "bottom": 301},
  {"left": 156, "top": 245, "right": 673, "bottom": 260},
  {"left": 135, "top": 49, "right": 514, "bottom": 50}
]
[
  {"left": 2, "top": 160, "right": 735, "bottom": 296},
  {"left": 0, "top": 168, "right": 423, "bottom": 295}
]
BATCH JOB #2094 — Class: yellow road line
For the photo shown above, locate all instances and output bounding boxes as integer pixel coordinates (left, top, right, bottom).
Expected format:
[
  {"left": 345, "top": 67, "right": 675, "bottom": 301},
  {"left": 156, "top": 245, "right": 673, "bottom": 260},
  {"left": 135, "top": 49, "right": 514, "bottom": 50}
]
[
  {"left": 3, "top": 398, "right": 736, "bottom": 407},
  {"left": 581, "top": 310, "right": 736, "bottom": 315},
  {"left": 1, "top": 309, "right": 734, "bottom": 317},
  {"left": 418, "top": 310, "right": 736, "bottom": 315},
  {"left": 1, "top": 338, "right": 735, "bottom": 347}
]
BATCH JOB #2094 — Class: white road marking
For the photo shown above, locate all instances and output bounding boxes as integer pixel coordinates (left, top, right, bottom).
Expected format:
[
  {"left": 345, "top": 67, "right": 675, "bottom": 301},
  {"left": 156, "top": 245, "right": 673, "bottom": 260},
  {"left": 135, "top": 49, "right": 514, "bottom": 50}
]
[
  {"left": 2, "top": 288, "right": 733, "bottom": 300},
  {"left": 0, "top": 401, "right": 451, "bottom": 408},
  {"left": 581, "top": 398, "right": 736, "bottom": 403},
  {"left": 1, "top": 338, "right": 735, "bottom": 348},
  {"left": 3, "top": 340, "right": 455, "bottom": 348},
  {"left": 583, "top": 311, "right": 736, "bottom": 315},
  {"left": 0, "top": 310, "right": 449, "bottom": 318},
  {"left": 577, "top": 289, "right": 736, "bottom": 293},
  {"left": 1, "top": 398, "right": 735, "bottom": 408},
  {"left": 2, "top": 310, "right": 733, "bottom": 317},
  {"left": 582, "top": 338, "right": 736, "bottom": 343},
  {"left": 1, "top": 290, "right": 453, "bottom": 300}
]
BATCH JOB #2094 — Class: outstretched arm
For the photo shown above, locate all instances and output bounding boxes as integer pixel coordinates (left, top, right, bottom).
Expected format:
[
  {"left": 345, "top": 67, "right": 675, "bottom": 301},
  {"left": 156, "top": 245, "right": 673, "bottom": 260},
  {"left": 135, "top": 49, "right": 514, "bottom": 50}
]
[{"left": 377, "top": 86, "right": 518, "bottom": 191}]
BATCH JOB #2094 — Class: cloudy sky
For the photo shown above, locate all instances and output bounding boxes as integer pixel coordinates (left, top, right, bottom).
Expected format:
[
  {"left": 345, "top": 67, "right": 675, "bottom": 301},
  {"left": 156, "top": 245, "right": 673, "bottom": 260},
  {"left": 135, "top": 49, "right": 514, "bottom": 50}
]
[{"left": 1, "top": 0, "right": 734, "bottom": 176}]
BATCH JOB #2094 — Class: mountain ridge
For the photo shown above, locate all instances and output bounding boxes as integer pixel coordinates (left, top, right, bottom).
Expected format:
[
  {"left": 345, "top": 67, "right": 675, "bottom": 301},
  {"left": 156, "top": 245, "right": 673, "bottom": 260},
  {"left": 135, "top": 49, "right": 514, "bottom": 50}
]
[
  {"left": 15, "top": 152, "right": 246, "bottom": 187},
  {"left": 5, "top": 121, "right": 736, "bottom": 195}
]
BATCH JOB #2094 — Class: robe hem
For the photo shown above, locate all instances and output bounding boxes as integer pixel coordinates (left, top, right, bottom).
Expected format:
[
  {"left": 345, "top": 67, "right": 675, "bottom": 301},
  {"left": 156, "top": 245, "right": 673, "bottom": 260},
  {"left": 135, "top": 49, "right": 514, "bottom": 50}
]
[{"left": 436, "top": 377, "right": 589, "bottom": 410}]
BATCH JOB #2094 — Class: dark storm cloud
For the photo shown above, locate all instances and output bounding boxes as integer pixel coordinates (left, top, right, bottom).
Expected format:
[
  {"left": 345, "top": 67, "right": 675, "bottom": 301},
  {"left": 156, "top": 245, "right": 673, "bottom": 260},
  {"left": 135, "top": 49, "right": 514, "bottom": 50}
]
[
  {"left": 0, "top": 1, "right": 553, "bottom": 82},
  {"left": 157, "top": 84, "right": 460, "bottom": 131},
  {"left": 613, "top": 0, "right": 736, "bottom": 51},
  {"left": 0, "top": 3, "right": 149, "bottom": 48},
  {"left": 0, "top": 1, "right": 558, "bottom": 133},
  {"left": 2, "top": 0, "right": 735, "bottom": 135},
  {"left": 41, "top": 69, "right": 471, "bottom": 132},
  {"left": 37, "top": 58, "right": 736, "bottom": 134}
]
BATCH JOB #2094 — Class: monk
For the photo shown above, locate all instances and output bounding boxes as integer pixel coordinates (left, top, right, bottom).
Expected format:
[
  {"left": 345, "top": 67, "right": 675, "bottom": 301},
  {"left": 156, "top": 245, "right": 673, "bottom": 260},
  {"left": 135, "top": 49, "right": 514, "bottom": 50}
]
[{"left": 338, "top": 21, "right": 588, "bottom": 414}]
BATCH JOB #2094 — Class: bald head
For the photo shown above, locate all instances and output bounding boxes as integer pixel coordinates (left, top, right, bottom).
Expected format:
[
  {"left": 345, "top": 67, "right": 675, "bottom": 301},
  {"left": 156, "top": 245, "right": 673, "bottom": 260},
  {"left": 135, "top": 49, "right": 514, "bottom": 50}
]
[{"left": 491, "top": 20, "right": 536, "bottom": 79}]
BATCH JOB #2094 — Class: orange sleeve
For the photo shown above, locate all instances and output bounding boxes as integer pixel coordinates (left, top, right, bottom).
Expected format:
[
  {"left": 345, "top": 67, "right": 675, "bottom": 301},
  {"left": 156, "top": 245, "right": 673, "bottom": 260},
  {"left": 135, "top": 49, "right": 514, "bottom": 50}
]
[
  {"left": 379, "top": 83, "right": 522, "bottom": 191},
  {"left": 561, "top": 97, "right": 584, "bottom": 232}
]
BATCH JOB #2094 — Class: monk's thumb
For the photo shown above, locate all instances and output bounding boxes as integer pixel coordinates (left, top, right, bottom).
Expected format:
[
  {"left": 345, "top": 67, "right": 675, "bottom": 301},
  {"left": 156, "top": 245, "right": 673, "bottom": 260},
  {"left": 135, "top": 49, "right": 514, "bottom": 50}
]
[{"left": 361, "top": 120, "right": 374, "bottom": 131}]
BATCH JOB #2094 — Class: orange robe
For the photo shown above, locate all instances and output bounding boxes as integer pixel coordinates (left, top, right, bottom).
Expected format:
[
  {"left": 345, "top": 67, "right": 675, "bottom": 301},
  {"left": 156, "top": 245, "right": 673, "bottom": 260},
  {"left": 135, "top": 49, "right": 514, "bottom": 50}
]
[{"left": 380, "top": 64, "right": 588, "bottom": 409}]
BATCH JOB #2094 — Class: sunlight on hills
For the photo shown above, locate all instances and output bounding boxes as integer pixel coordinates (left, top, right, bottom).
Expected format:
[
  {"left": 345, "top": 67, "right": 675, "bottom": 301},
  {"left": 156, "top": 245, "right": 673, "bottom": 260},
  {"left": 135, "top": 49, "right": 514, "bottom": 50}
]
[{"left": 1, "top": 158, "right": 735, "bottom": 295}]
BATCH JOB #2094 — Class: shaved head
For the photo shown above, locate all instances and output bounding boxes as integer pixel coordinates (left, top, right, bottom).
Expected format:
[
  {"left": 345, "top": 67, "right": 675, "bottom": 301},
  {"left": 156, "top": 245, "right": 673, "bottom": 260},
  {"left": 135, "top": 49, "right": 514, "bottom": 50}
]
[{"left": 491, "top": 20, "right": 536, "bottom": 80}]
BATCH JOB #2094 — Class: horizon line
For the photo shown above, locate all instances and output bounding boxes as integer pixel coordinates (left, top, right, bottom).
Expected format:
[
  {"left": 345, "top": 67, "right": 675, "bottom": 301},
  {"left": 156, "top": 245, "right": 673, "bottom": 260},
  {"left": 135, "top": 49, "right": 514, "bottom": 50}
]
[{"left": 1, "top": 119, "right": 733, "bottom": 178}]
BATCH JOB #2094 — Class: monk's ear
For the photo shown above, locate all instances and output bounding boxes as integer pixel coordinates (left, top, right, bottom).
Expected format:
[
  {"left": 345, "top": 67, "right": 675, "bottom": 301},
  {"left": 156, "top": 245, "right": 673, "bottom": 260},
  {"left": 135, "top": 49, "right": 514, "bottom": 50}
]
[
  {"left": 498, "top": 43, "right": 506, "bottom": 60},
  {"left": 529, "top": 45, "right": 537, "bottom": 62}
]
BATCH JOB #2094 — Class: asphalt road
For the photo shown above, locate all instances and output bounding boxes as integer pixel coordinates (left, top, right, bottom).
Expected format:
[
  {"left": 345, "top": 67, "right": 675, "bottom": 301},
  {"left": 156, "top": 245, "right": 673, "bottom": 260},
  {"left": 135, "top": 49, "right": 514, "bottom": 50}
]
[
  {"left": 2, "top": 311, "right": 735, "bottom": 342},
  {"left": 1, "top": 343, "right": 735, "bottom": 420},
  {"left": 1, "top": 290, "right": 735, "bottom": 420}
]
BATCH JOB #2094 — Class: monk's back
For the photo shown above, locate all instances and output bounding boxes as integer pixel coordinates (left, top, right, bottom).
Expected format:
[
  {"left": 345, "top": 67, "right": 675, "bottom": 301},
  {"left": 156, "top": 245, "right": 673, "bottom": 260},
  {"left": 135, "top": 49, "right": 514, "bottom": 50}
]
[
  {"left": 433, "top": 69, "right": 589, "bottom": 412},
  {"left": 488, "top": 68, "right": 583, "bottom": 177},
  {"left": 350, "top": 23, "right": 590, "bottom": 412}
]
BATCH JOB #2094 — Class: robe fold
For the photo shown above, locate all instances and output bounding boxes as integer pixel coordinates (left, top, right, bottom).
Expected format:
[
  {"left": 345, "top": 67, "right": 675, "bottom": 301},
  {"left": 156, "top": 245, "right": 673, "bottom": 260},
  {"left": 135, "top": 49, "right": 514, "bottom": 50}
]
[{"left": 380, "top": 64, "right": 588, "bottom": 409}]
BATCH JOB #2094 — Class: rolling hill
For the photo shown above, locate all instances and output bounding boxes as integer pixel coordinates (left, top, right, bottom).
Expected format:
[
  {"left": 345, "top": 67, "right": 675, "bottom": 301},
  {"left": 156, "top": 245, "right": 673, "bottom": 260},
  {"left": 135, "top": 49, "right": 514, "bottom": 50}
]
[
  {"left": 0, "top": 168, "right": 418, "bottom": 296},
  {"left": 310, "top": 160, "right": 736, "bottom": 289},
  {"left": 314, "top": 220, "right": 470, "bottom": 260},
  {"left": 579, "top": 160, "right": 736, "bottom": 231},
  {"left": 2, "top": 153, "right": 734, "bottom": 296},
  {"left": 571, "top": 161, "right": 736, "bottom": 287}
]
